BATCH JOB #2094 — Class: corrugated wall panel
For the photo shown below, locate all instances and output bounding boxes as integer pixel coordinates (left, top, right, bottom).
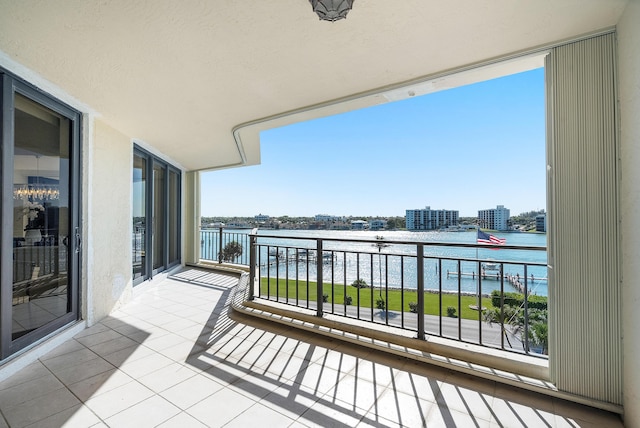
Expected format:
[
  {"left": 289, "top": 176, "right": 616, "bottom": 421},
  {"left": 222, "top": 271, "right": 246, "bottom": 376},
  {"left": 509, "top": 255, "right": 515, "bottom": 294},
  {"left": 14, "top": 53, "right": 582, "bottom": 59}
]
[{"left": 546, "top": 33, "right": 621, "bottom": 405}]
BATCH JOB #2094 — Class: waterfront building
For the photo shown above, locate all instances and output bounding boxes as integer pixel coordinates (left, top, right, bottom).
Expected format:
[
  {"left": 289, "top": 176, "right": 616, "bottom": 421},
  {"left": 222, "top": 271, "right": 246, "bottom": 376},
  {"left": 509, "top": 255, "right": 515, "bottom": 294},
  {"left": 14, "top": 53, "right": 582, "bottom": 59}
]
[
  {"left": 351, "top": 220, "right": 368, "bottom": 230},
  {"left": 0, "top": 2, "right": 638, "bottom": 426},
  {"left": 254, "top": 213, "right": 270, "bottom": 223},
  {"left": 478, "top": 205, "right": 510, "bottom": 231},
  {"left": 370, "top": 219, "right": 387, "bottom": 230},
  {"left": 314, "top": 214, "right": 345, "bottom": 223},
  {"left": 406, "top": 206, "right": 459, "bottom": 230},
  {"left": 536, "top": 213, "right": 547, "bottom": 232}
]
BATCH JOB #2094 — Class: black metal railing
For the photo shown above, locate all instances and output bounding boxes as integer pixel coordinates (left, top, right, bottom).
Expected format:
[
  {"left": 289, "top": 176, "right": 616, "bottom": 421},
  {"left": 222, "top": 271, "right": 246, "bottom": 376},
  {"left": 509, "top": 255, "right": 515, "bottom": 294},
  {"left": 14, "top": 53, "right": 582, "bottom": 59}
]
[
  {"left": 200, "top": 227, "right": 251, "bottom": 265},
  {"left": 200, "top": 229, "right": 548, "bottom": 357},
  {"left": 246, "top": 232, "right": 548, "bottom": 357}
]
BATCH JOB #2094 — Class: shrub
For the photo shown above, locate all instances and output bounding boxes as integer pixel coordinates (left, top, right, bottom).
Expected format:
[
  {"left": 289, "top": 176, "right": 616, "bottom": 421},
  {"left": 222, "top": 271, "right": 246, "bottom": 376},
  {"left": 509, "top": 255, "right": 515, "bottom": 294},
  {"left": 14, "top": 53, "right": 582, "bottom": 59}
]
[
  {"left": 408, "top": 302, "right": 418, "bottom": 313},
  {"left": 345, "top": 295, "right": 353, "bottom": 305},
  {"left": 490, "top": 290, "right": 548, "bottom": 310},
  {"left": 446, "top": 306, "right": 457, "bottom": 317},
  {"left": 376, "top": 298, "right": 386, "bottom": 310},
  {"left": 351, "top": 279, "right": 368, "bottom": 288},
  {"left": 219, "top": 241, "right": 243, "bottom": 262}
]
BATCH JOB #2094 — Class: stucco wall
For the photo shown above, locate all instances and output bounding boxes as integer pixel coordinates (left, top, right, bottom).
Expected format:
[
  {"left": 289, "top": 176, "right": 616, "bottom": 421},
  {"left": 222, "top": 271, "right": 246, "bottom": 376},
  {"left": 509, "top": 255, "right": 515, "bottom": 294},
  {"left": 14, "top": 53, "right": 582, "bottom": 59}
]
[
  {"left": 84, "top": 119, "right": 132, "bottom": 324},
  {"left": 618, "top": 0, "right": 640, "bottom": 426}
]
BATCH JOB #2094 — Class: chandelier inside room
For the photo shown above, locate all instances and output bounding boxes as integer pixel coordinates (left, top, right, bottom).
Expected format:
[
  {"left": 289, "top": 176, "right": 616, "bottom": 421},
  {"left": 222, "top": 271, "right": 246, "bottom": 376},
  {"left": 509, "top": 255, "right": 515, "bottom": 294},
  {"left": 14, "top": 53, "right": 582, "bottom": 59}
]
[{"left": 13, "top": 155, "right": 59, "bottom": 201}]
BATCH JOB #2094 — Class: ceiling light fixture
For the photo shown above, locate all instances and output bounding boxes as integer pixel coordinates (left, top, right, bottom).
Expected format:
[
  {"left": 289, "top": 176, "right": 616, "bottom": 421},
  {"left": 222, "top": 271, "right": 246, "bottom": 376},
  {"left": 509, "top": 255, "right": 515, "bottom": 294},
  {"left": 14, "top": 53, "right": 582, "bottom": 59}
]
[
  {"left": 310, "top": 0, "right": 354, "bottom": 22},
  {"left": 13, "top": 155, "right": 60, "bottom": 201}
]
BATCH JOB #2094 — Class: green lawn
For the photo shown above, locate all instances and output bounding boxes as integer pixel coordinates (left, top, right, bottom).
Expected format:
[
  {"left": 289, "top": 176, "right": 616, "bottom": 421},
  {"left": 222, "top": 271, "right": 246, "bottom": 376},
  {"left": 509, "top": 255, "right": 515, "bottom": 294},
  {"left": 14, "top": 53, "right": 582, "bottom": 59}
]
[{"left": 259, "top": 278, "right": 492, "bottom": 320}]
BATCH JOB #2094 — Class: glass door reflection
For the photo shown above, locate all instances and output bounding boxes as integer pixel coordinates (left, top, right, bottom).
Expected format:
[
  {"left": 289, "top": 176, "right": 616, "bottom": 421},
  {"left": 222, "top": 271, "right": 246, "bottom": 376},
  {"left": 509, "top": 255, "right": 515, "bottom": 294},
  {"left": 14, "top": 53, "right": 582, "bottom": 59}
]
[{"left": 11, "top": 94, "right": 70, "bottom": 340}]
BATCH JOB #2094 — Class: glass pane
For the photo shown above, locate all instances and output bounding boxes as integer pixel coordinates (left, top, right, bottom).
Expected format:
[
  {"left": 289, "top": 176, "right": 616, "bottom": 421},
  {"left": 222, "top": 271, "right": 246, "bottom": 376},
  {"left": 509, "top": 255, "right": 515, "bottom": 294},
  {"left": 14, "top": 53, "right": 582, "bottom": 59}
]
[
  {"left": 168, "top": 170, "right": 179, "bottom": 264},
  {"left": 12, "top": 94, "right": 70, "bottom": 340},
  {"left": 133, "top": 154, "right": 146, "bottom": 281},
  {"left": 153, "top": 163, "right": 165, "bottom": 271}
]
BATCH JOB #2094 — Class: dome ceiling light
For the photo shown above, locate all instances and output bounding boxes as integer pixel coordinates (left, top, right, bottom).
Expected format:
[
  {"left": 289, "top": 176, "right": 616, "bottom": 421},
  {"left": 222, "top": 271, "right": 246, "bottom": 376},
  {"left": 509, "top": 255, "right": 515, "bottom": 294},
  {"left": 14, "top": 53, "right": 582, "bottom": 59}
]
[{"left": 309, "top": 0, "right": 354, "bottom": 22}]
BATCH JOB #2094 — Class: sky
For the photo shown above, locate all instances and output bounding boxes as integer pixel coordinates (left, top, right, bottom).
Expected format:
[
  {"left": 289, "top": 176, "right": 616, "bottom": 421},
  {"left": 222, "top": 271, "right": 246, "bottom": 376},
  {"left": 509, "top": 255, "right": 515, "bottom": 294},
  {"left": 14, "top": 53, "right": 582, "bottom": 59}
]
[{"left": 201, "top": 68, "right": 545, "bottom": 218}]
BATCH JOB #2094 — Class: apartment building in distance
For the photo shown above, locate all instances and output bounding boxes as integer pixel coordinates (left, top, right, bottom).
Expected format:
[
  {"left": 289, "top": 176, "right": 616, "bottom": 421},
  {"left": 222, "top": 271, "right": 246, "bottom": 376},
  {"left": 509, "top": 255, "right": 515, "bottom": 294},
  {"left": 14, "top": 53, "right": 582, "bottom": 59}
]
[
  {"left": 478, "top": 205, "right": 510, "bottom": 231},
  {"left": 406, "top": 206, "right": 459, "bottom": 231}
]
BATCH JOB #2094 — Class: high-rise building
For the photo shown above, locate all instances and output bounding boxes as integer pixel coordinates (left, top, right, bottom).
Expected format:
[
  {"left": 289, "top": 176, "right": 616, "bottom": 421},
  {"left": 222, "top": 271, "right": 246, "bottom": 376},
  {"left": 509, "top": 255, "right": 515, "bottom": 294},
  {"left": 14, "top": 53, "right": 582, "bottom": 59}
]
[
  {"left": 406, "top": 207, "right": 459, "bottom": 230},
  {"left": 478, "top": 205, "right": 510, "bottom": 231}
]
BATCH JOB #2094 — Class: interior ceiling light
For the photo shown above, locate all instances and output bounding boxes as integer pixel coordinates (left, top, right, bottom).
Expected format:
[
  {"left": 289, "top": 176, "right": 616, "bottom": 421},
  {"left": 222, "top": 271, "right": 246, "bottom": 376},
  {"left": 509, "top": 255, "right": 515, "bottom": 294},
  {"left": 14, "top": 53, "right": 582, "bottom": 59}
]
[{"left": 310, "top": 0, "right": 354, "bottom": 22}]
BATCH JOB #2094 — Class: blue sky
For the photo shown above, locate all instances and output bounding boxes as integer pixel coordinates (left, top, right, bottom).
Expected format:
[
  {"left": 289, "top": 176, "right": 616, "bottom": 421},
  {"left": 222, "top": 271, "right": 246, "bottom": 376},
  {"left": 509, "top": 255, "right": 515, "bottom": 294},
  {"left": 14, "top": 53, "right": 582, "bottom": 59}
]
[{"left": 201, "top": 68, "right": 545, "bottom": 218}]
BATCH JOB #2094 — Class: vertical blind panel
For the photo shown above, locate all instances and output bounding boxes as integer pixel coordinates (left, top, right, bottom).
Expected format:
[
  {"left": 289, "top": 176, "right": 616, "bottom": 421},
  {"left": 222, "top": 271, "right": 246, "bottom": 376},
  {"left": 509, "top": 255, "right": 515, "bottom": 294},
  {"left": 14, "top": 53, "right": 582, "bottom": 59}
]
[{"left": 546, "top": 32, "right": 621, "bottom": 405}]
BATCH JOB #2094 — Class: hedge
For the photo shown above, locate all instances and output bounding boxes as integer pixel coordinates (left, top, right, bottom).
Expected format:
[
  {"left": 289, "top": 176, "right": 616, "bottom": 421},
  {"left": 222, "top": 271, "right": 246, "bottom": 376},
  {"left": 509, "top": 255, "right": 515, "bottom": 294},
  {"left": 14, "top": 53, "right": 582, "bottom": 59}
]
[{"left": 491, "top": 290, "right": 547, "bottom": 310}]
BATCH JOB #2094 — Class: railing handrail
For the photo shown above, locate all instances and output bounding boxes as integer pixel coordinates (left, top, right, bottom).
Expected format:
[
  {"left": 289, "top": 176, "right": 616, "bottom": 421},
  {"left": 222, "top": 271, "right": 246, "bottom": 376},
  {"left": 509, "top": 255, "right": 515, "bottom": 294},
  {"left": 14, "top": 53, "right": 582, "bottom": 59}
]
[{"left": 250, "top": 231, "right": 546, "bottom": 252}]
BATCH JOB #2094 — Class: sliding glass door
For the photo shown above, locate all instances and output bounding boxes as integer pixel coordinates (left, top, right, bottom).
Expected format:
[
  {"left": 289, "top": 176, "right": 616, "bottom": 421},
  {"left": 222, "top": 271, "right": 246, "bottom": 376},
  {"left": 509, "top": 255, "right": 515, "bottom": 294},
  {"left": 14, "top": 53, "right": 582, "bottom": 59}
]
[
  {"left": 132, "top": 146, "right": 180, "bottom": 285},
  {"left": 1, "top": 74, "right": 81, "bottom": 359}
]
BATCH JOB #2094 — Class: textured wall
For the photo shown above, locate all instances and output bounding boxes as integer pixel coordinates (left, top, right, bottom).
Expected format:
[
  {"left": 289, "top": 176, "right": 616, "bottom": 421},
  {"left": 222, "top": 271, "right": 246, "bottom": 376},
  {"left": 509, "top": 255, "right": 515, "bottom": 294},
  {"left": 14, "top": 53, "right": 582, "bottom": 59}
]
[{"left": 85, "top": 119, "right": 133, "bottom": 323}]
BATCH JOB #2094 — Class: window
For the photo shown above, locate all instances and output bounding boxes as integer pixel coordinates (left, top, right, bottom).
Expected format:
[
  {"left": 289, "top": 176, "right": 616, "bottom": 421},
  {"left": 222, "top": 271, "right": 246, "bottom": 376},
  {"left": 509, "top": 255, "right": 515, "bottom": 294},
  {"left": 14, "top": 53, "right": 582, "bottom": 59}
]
[{"left": 132, "top": 146, "right": 181, "bottom": 284}]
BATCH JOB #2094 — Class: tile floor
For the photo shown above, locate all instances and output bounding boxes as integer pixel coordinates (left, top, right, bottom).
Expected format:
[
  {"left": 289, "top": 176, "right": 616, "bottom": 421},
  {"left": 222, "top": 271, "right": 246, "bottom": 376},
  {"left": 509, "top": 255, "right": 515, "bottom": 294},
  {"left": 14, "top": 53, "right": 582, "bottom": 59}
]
[{"left": 0, "top": 268, "right": 625, "bottom": 427}]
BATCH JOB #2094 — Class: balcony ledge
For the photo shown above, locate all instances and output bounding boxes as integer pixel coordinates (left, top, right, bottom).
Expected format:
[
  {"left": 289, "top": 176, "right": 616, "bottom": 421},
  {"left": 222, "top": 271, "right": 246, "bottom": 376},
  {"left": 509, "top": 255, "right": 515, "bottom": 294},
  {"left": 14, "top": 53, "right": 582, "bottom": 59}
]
[{"left": 230, "top": 274, "right": 623, "bottom": 415}]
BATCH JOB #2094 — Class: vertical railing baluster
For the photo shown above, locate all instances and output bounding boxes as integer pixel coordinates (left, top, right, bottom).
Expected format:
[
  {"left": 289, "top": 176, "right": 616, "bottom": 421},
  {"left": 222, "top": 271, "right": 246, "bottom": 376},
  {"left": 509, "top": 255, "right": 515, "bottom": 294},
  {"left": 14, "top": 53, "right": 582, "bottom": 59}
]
[
  {"left": 316, "top": 239, "right": 323, "bottom": 317},
  {"left": 478, "top": 260, "right": 483, "bottom": 345},
  {"left": 457, "top": 259, "right": 462, "bottom": 341},
  {"left": 218, "top": 226, "right": 223, "bottom": 263},
  {"left": 370, "top": 253, "right": 374, "bottom": 323},
  {"left": 524, "top": 264, "right": 530, "bottom": 354},
  {"left": 417, "top": 244, "right": 425, "bottom": 340},
  {"left": 248, "top": 231, "right": 256, "bottom": 301},
  {"left": 400, "top": 256, "right": 405, "bottom": 329},
  {"left": 500, "top": 263, "right": 505, "bottom": 350},
  {"left": 438, "top": 258, "right": 443, "bottom": 336},
  {"left": 385, "top": 254, "right": 389, "bottom": 325}
]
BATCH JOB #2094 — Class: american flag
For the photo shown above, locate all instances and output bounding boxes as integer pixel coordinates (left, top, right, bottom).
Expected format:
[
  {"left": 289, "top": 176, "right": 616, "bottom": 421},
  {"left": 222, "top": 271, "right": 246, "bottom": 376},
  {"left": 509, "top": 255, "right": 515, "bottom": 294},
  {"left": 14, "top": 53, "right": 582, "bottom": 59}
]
[{"left": 477, "top": 229, "right": 506, "bottom": 245}]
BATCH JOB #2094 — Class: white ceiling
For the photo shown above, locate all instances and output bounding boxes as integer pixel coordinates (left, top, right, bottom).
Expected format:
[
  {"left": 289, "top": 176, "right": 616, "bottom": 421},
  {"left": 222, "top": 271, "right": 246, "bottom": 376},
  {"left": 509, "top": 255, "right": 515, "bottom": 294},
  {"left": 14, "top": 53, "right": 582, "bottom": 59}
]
[{"left": 0, "top": 0, "right": 628, "bottom": 171}]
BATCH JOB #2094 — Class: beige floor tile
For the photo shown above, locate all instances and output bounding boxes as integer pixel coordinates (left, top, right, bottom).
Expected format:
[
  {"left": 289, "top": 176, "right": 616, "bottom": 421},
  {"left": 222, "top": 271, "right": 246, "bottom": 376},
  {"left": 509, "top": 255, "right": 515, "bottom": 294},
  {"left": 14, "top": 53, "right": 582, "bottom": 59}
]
[
  {"left": 136, "top": 362, "right": 197, "bottom": 393},
  {"left": 51, "top": 357, "right": 115, "bottom": 386},
  {"left": 143, "top": 333, "right": 191, "bottom": 352},
  {"left": 75, "top": 329, "right": 124, "bottom": 348},
  {"left": 86, "top": 335, "right": 139, "bottom": 358},
  {"left": 227, "top": 370, "right": 284, "bottom": 400},
  {"left": 73, "top": 323, "right": 112, "bottom": 339},
  {"left": 38, "top": 339, "right": 86, "bottom": 361},
  {"left": 186, "top": 388, "right": 256, "bottom": 427},
  {"left": 2, "top": 387, "right": 80, "bottom": 428},
  {"left": 489, "top": 397, "right": 556, "bottom": 427},
  {"left": 390, "top": 370, "right": 442, "bottom": 403},
  {"left": 22, "top": 404, "right": 101, "bottom": 428},
  {"left": 435, "top": 381, "right": 496, "bottom": 423},
  {"left": 323, "top": 374, "right": 384, "bottom": 413},
  {"left": 224, "top": 402, "right": 295, "bottom": 428},
  {"left": 67, "top": 368, "right": 135, "bottom": 402},
  {"left": 103, "top": 395, "right": 181, "bottom": 428},
  {"left": 101, "top": 343, "right": 156, "bottom": 367},
  {"left": 294, "top": 361, "right": 349, "bottom": 396},
  {"left": 118, "top": 352, "right": 174, "bottom": 378},
  {"left": 261, "top": 384, "right": 323, "bottom": 421},
  {"left": 159, "top": 373, "right": 224, "bottom": 410},
  {"left": 155, "top": 412, "right": 208, "bottom": 427},
  {"left": 39, "top": 348, "right": 99, "bottom": 373},
  {"left": 297, "top": 394, "right": 365, "bottom": 428},
  {"left": 84, "top": 380, "right": 154, "bottom": 419},
  {"left": 426, "top": 404, "right": 493, "bottom": 428},
  {"left": 368, "top": 387, "right": 433, "bottom": 428},
  {"left": 0, "top": 362, "right": 50, "bottom": 392},
  {"left": 0, "top": 372, "right": 64, "bottom": 410}
]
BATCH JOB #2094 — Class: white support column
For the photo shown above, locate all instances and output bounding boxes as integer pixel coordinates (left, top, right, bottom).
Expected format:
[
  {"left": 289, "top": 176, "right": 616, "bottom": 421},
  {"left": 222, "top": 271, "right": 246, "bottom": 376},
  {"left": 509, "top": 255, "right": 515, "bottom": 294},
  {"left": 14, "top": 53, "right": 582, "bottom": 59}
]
[{"left": 183, "top": 170, "right": 201, "bottom": 265}]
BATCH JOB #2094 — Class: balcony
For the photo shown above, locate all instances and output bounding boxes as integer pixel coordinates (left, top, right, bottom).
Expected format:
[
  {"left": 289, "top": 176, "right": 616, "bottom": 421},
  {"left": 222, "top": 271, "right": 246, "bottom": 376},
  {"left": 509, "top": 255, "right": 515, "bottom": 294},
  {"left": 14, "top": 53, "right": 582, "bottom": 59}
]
[{"left": 0, "top": 267, "right": 623, "bottom": 427}]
